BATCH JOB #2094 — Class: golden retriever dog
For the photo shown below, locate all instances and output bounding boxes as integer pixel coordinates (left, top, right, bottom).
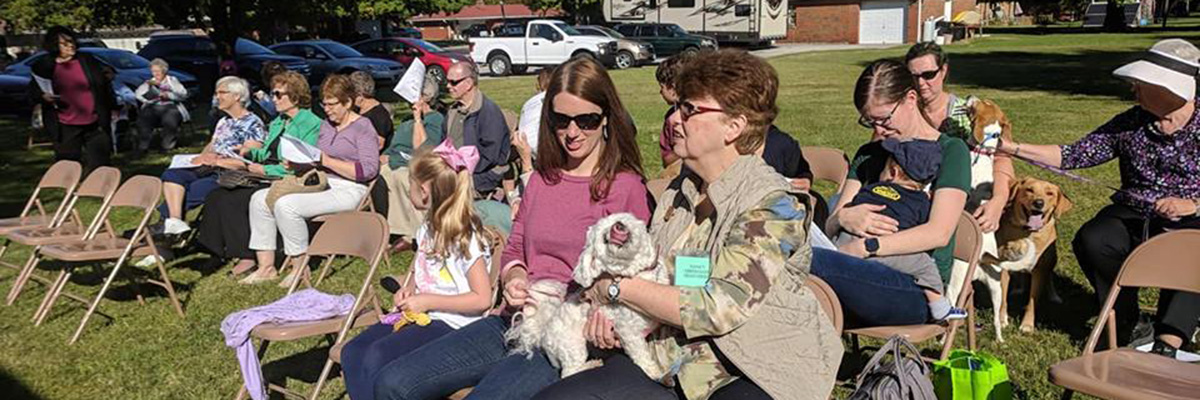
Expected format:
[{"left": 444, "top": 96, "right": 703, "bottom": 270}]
[{"left": 991, "top": 177, "right": 1072, "bottom": 340}]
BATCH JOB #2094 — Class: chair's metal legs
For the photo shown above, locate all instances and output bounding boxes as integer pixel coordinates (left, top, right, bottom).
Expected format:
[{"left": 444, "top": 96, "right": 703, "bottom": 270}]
[
  {"left": 967, "top": 299, "right": 978, "bottom": 351},
  {"left": 33, "top": 269, "right": 69, "bottom": 325},
  {"left": 234, "top": 340, "right": 271, "bottom": 400},
  {"left": 152, "top": 256, "right": 184, "bottom": 317},
  {"left": 69, "top": 257, "right": 129, "bottom": 344},
  {"left": 307, "top": 359, "right": 337, "bottom": 400},
  {"left": 7, "top": 252, "right": 43, "bottom": 305}
]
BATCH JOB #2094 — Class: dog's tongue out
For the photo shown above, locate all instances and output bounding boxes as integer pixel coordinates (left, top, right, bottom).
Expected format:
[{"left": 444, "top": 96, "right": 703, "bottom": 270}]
[
  {"left": 1026, "top": 213, "right": 1046, "bottom": 231},
  {"left": 608, "top": 223, "right": 629, "bottom": 246}
]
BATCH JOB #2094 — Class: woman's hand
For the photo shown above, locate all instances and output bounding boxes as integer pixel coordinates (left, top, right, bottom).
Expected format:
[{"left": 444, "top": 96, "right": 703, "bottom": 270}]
[
  {"left": 583, "top": 307, "right": 621, "bottom": 349},
  {"left": 412, "top": 100, "right": 427, "bottom": 120},
  {"left": 41, "top": 93, "right": 58, "bottom": 104},
  {"left": 838, "top": 237, "right": 870, "bottom": 258},
  {"left": 193, "top": 153, "right": 218, "bottom": 166},
  {"left": 238, "top": 140, "right": 264, "bottom": 156},
  {"left": 502, "top": 268, "right": 530, "bottom": 308},
  {"left": 790, "top": 178, "right": 812, "bottom": 192},
  {"left": 213, "top": 158, "right": 248, "bottom": 170},
  {"left": 380, "top": 154, "right": 390, "bottom": 165},
  {"left": 974, "top": 200, "right": 1005, "bottom": 233},
  {"left": 396, "top": 294, "right": 432, "bottom": 314},
  {"left": 837, "top": 203, "right": 899, "bottom": 237},
  {"left": 1155, "top": 197, "right": 1197, "bottom": 220},
  {"left": 247, "top": 163, "right": 266, "bottom": 175}
]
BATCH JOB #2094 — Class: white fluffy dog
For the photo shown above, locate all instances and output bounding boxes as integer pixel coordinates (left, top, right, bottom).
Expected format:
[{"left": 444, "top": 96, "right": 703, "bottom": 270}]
[{"left": 505, "top": 213, "right": 669, "bottom": 379}]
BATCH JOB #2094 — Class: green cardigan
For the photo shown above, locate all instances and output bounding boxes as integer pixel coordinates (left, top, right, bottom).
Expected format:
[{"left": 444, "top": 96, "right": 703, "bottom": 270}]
[{"left": 249, "top": 108, "right": 321, "bottom": 177}]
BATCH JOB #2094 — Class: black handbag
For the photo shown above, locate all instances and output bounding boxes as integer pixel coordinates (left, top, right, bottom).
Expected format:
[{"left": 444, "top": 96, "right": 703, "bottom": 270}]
[{"left": 216, "top": 169, "right": 277, "bottom": 189}]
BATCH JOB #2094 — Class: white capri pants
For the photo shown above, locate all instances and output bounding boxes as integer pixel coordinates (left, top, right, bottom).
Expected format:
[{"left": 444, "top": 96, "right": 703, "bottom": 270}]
[{"left": 248, "top": 177, "right": 368, "bottom": 256}]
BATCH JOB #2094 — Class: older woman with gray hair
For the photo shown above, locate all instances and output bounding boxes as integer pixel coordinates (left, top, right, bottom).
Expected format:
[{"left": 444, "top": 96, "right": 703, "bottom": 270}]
[
  {"left": 379, "top": 77, "right": 445, "bottom": 250},
  {"left": 135, "top": 58, "right": 189, "bottom": 155},
  {"left": 155, "top": 76, "right": 265, "bottom": 236}
]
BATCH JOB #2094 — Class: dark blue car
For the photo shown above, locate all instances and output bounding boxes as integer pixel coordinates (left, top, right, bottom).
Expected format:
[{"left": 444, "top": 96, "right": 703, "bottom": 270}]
[
  {"left": 138, "top": 36, "right": 311, "bottom": 90},
  {"left": 269, "top": 40, "right": 405, "bottom": 91},
  {"left": 0, "top": 48, "right": 199, "bottom": 115}
]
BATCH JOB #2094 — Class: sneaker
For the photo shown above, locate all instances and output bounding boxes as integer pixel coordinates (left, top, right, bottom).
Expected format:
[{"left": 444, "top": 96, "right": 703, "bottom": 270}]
[
  {"left": 934, "top": 307, "right": 968, "bottom": 322},
  {"left": 134, "top": 255, "right": 164, "bottom": 267},
  {"left": 163, "top": 218, "right": 191, "bottom": 235}
]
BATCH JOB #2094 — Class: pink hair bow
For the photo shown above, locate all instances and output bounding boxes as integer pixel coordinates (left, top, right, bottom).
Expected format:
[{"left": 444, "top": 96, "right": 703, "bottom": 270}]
[{"left": 432, "top": 139, "right": 480, "bottom": 173}]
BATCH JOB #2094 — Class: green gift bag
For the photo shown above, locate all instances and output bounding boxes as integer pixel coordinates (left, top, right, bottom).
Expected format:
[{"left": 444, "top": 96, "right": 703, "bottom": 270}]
[{"left": 931, "top": 350, "right": 1014, "bottom": 400}]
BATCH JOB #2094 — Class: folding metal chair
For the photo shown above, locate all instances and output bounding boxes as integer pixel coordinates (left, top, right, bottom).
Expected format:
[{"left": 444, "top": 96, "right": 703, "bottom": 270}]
[
  {"left": 801, "top": 146, "right": 849, "bottom": 194},
  {"left": 4, "top": 167, "right": 122, "bottom": 306},
  {"left": 1049, "top": 230, "right": 1200, "bottom": 400},
  {"left": 28, "top": 176, "right": 181, "bottom": 344},
  {"left": 807, "top": 275, "right": 843, "bottom": 334},
  {"left": 232, "top": 212, "right": 389, "bottom": 400},
  {"left": 0, "top": 160, "right": 82, "bottom": 263},
  {"left": 846, "top": 211, "right": 983, "bottom": 361}
]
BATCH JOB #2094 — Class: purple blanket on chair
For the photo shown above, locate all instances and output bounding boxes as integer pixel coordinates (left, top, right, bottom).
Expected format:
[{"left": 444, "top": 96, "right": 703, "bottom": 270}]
[{"left": 220, "top": 288, "right": 356, "bottom": 400}]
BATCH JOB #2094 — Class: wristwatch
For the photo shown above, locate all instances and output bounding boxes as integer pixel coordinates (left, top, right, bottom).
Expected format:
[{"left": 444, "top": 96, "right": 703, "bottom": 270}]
[
  {"left": 606, "top": 277, "right": 623, "bottom": 304},
  {"left": 864, "top": 238, "right": 880, "bottom": 257}
]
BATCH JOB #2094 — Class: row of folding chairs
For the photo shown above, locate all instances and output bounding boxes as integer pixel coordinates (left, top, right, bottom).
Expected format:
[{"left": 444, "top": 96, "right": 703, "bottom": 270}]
[{"left": 0, "top": 160, "right": 180, "bottom": 344}]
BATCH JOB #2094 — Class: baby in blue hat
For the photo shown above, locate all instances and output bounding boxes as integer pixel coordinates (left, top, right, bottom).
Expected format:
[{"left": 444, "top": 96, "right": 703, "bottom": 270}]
[{"left": 835, "top": 138, "right": 965, "bottom": 322}]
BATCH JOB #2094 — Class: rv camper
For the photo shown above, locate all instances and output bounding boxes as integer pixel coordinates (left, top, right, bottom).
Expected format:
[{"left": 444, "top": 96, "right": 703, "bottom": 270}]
[{"left": 603, "top": 0, "right": 788, "bottom": 45}]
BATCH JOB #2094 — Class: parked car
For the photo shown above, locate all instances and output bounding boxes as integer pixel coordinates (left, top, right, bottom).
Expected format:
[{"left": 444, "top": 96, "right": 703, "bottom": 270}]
[
  {"left": 352, "top": 37, "right": 470, "bottom": 84},
  {"left": 614, "top": 23, "right": 717, "bottom": 57},
  {"left": 2, "top": 47, "right": 200, "bottom": 100},
  {"left": 1, "top": 48, "right": 200, "bottom": 118},
  {"left": 469, "top": 19, "right": 618, "bottom": 76},
  {"left": 77, "top": 38, "right": 109, "bottom": 48},
  {"left": 574, "top": 25, "right": 654, "bottom": 69},
  {"left": 269, "top": 40, "right": 405, "bottom": 89},
  {"left": 137, "top": 35, "right": 310, "bottom": 90},
  {"left": 395, "top": 27, "right": 423, "bottom": 39}
]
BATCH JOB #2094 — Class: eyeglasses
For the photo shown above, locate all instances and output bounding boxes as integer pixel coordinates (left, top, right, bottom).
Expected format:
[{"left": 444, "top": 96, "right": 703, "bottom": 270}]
[
  {"left": 858, "top": 99, "right": 904, "bottom": 129},
  {"left": 271, "top": 90, "right": 287, "bottom": 99},
  {"left": 912, "top": 67, "right": 941, "bottom": 81},
  {"left": 549, "top": 111, "right": 605, "bottom": 131},
  {"left": 322, "top": 100, "right": 345, "bottom": 108},
  {"left": 446, "top": 77, "right": 469, "bottom": 87},
  {"left": 675, "top": 101, "right": 724, "bottom": 122}
]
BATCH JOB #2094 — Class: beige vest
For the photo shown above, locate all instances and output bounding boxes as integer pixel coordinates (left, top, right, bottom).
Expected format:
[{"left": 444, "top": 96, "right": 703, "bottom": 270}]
[{"left": 652, "top": 156, "right": 843, "bottom": 400}]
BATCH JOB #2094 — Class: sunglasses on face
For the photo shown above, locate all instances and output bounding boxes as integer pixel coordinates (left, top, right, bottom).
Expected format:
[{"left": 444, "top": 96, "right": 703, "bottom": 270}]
[
  {"left": 446, "top": 77, "right": 469, "bottom": 87},
  {"left": 858, "top": 99, "right": 904, "bottom": 129},
  {"left": 675, "top": 100, "right": 724, "bottom": 122},
  {"left": 549, "top": 111, "right": 605, "bottom": 131},
  {"left": 271, "top": 90, "right": 288, "bottom": 99},
  {"left": 912, "top": 67, "right": 941, "bottom": 81}
]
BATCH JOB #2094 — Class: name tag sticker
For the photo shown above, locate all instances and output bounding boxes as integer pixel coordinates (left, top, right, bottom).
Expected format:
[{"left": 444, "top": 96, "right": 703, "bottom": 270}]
[{"left": 674, "top": 252, "right": 711, "bottom": 287}]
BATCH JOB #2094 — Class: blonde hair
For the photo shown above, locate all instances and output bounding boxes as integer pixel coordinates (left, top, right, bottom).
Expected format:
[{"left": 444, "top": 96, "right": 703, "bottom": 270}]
[{"left": 410, "top": 149, "right": 485, "bottom": 258}]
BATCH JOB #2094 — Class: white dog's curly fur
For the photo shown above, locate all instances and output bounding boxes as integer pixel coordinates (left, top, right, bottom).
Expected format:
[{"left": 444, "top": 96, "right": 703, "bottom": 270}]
[{"left": 505, "top": 213, "right": 669, "bottom": 379}]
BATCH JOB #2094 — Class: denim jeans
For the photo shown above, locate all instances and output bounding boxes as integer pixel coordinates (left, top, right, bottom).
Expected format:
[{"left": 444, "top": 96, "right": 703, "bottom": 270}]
[
  {"left": 158, "top": 167, "right": 219, "bottom": 219},
  {"left": 341, "top": 321, "right": 454, "bottom": 400},
  {"left": 373, "top": 315, "right": 561, "bottom": 400},
  {"left": 810, "top": 248, "right": 930, "bottom": 327}
]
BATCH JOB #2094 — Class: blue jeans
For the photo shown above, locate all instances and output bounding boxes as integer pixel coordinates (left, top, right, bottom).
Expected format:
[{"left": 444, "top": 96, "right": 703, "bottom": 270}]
[
  {"left": 373, "top": 315, "right": 561, "bottom": 400},
  {"left": 158, "top": 167, "right": 219, "bottom": 219},
  {"left": 810, "top": 248, "right": 930, "bottom": 328},
  {"left": 342, "top": 321, "right": 455, "bottom": 400}
]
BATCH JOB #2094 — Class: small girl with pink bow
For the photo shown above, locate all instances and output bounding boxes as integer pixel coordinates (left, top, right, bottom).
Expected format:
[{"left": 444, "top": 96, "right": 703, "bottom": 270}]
[{"left": 338, "top": 140, "right": 495, "bottom": 400}]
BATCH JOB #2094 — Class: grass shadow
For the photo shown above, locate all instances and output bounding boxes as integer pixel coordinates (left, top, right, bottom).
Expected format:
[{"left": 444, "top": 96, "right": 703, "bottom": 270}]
[
  {"left": 260, "top": 344, "right": 340, "bottom": 397},
  {"left": 0, "top": 367, "right": 44, "bottom": 400}
]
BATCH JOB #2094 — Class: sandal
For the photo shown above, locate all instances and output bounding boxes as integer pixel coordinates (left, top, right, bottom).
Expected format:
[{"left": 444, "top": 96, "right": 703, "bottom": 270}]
[
  {"left": 239, "top": 268, "right": 279, "bottom": 285},
  {"left": 230, "top": 259, "right": 257, "bottom": 277}
]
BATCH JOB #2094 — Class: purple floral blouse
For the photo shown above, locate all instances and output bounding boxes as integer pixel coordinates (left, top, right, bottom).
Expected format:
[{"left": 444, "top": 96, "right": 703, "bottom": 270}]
[{"left": 1061, "top": 102, "right": 1200, "bottom": 217}]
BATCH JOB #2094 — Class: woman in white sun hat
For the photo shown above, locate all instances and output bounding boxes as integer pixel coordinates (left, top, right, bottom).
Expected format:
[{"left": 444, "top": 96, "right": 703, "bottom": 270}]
[{"left": 992, "top": 38, "right": 1200, "bottom": 358}]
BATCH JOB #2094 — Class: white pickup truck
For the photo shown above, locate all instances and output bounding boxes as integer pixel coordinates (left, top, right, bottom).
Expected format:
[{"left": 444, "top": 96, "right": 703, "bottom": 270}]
[{"left": 470, "top": 20, "right": 618, "bottom": 76}]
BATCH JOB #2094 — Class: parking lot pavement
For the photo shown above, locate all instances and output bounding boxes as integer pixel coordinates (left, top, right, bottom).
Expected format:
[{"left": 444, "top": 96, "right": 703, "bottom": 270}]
[{"left": 474, "top": 43, "right": 900, "bottom": 78}]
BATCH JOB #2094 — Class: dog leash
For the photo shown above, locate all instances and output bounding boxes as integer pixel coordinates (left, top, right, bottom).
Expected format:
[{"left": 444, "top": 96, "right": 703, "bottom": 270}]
[{"left": 986, "top": 146, "right": 1158, "bottom": 204}]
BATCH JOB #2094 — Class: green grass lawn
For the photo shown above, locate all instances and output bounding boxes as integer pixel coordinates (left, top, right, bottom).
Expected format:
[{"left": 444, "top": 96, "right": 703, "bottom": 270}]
[{"left": 4, "top": 28, "right": 1200, "bottom": 399}]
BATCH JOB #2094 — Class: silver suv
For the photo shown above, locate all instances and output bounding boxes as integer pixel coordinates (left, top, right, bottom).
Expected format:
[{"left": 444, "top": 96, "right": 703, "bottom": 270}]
[{"left": 575, "top": 25, "right": 655, "bottom": 69}]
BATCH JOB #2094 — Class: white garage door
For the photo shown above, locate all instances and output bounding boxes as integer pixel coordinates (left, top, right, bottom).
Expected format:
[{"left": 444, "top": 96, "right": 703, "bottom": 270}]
[{"left": 859, "top": 0, "right": 907, "bottom": 44}]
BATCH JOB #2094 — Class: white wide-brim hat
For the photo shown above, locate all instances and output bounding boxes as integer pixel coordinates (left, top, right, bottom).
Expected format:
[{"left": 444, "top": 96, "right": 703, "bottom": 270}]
[{"left": 1113, "top": 38, "right": 1200, "bottom": 101}]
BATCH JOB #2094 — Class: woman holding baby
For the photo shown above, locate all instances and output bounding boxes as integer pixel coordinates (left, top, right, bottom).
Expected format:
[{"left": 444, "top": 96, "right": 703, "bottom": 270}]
[
  {"left": 371, "top": 56, "right": 650, "bottom": 400},
  {"left": 533, "top": 49, "right": 842, "bottom": 400},
  {"left": 815, "top": 59, "right": 972, "bottom": 328}
]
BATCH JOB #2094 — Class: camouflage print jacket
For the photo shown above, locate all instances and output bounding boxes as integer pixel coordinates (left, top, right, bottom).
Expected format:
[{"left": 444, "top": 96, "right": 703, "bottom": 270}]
[
  {"left": 941, "top": 93, "right": 975, "bottom": 144},
  {"left": 647, "top": 155, "right": 843, "bottom": 400}
]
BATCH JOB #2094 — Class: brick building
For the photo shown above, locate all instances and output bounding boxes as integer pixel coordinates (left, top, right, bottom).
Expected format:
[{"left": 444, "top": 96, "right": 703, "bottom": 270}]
[{"left": 788, "top": 0, "right": 977, "bottom": 44}]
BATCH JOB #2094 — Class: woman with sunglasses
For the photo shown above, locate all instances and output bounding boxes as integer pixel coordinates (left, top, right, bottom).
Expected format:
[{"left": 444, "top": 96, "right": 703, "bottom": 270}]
[
  {"left": 815, "top": 59, "right": 971, "bottom": 328},
  {"left": 372, "top": 56, "right": 650, "bottom": 400},
  {"left": 533, "top": 49, "right": 842, "bottom": 400},
  {"left": 242, "top": 74, "right": 380, "bottom": 285},
  {"left": 195, "top": 71, "right": 322, "bottom": 276},
  {"left": 906, "top": 42, "right": 1014, "bottom": 233}
]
